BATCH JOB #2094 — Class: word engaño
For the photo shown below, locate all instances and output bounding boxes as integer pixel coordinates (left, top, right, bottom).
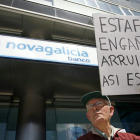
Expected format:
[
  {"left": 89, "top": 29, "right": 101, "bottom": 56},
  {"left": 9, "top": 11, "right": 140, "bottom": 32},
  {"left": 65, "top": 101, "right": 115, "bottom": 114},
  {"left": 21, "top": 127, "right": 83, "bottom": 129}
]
[{"left": 99, "top": 37, "right": 140, "bottom": 51}]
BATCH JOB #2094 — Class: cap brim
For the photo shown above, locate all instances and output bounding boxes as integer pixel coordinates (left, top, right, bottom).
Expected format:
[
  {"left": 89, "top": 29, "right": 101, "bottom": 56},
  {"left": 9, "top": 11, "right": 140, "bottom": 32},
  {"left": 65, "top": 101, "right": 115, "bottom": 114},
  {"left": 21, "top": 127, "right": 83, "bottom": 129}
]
[{"left": 81, "top": 91, "right": 108, "bottom": 106}]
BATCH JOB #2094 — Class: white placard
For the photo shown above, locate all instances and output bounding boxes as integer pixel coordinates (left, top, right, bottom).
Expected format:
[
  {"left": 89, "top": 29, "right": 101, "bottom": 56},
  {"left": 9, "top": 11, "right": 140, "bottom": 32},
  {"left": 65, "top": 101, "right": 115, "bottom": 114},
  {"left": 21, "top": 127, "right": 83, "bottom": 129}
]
[
  {"left": 0, "top": 35, "right": 98, "bottom": 66},
  {"left": 94, "top": 14, "right": 140, "bottom": 95}
]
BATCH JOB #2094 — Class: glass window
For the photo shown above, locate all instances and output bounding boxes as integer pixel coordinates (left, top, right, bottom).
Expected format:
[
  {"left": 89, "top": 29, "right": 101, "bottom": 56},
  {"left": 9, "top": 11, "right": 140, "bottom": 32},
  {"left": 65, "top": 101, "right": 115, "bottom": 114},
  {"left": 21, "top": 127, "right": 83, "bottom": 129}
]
[
  {"left": 57, "top": 124, "right": 90, "bottom": 140},
  {"left": 55, "top": 106, "right": 123, "bottom": 140},
  {"left": 85, "top": 0, "right": 97, "bottom": 8},
  {"left": 68, "top": 0, "right": 85, "bottom": 5},
  {"left": 56, "top": 9, "right": 93, "bottom": 25},
  {"left": 46, "top": 102, "right": 140, "bottom": 139},
  {"left": 116, "top": 102, "right": 140, "bottom": 135},
  {"left": 46, "top": 108, "right": 57, "bottom": 140},
  {"left": 26, "top": 0, "right": 53, "bottom": 6},
  {"left": 131, "top": 10, "right": 140, "bottom": 16},
  {"left": 107, "top": 3, "right": 123, "bottom": 15},
  {"left": 4, "top": 104, "right": 19, "bottom": 140},
  {"left": 0, "top": 106, "right": 9, "bottom": 140},
  {"left": 96, "top": 0, "right": 112, "bottom": 12},
  {"left": 0, "top": 103, "right": 19, "bottom": 140},
  {"left": 56, "top": 108, "right": 91, "bottom": 140},
  {"left": 108, "top": 0, "right": 117, "bottom": 2},
  {"left": 121, "top": 7, "right": 132, "bottom": 15}
]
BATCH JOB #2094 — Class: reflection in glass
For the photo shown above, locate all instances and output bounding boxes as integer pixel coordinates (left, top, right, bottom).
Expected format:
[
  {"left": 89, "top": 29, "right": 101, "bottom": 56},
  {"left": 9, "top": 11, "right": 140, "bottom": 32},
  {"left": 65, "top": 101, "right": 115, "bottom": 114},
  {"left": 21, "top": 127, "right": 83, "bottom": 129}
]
[
  {"left": 55, "top": 106, "right": 123, "bottom": 139},
  {"left": 4, "top": 104, "right": 19, "bottom": 140},
  {"left": 116, "top": 103, "right": 140, "bottom": 135},
  {"left": 68, "top": 0, "right": 85, "bottom": 5},
  {"left": 26, "top": 0, "right": 53, "bottom": 6},
  {"left": 85, "top": 0, "right": 97, "bottom": 8},
  {"left": 131, "top": 10, "right": 140, "bottom": 16},
  {"left": 57, "top": 124, "right": 91, "bottom": 140},
  {"left": 0, "top": 106, "right": 9, "bottom": 140},
  {"left": 46, "top": 109, "right": 57, "bottom": 140},
  {"left": 121, "top": 7, "right": 132, "bottom": 15},
  {"left": 96, "top": 0, "right": 112, "bottom": 12},
  {"left": 108, "top": 3, "right": 123, "bottom": 15},
  {"left": 0, "top": 103, "right": 19, "bottom": 140},
  {"left": 56, "top": 9, "right": 93, "bottom": 25}
]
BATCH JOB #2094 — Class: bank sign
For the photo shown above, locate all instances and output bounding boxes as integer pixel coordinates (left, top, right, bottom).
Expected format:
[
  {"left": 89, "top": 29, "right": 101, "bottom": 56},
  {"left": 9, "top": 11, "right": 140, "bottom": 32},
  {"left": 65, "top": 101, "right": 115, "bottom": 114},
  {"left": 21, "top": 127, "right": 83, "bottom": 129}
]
[{"left": 0, "top": 35, "right": 98, "bottom": 66}]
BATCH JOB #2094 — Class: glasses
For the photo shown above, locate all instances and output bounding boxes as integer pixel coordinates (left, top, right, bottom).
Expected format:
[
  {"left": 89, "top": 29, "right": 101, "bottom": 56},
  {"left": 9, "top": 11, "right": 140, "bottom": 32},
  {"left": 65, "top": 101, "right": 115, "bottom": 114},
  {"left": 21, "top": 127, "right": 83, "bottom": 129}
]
[{"left": 86, "top": 101, "right": 109, "bottom": 110}]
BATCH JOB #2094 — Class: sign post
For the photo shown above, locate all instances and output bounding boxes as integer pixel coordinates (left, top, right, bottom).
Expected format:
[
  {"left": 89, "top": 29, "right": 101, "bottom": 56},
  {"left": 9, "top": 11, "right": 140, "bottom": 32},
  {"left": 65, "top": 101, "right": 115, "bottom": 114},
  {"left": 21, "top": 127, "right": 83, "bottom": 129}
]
[{"left": 93, "top": 14, "right": 140, "bottom": 95}]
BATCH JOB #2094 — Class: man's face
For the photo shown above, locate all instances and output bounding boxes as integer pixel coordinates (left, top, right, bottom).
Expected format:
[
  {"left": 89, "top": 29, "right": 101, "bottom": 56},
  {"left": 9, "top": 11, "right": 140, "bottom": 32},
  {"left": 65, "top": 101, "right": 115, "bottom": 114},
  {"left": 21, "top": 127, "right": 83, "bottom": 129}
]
[{"left": 86, "top": 98, "right": 114, "bottom": 127}]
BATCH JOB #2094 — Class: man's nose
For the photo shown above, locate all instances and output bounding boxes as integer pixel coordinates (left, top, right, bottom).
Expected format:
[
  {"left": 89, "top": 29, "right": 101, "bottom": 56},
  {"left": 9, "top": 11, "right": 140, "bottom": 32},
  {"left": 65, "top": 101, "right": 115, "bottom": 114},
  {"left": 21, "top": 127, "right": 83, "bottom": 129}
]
[{"left": 92, "top": 105, "right": 99, "bottom": 111}]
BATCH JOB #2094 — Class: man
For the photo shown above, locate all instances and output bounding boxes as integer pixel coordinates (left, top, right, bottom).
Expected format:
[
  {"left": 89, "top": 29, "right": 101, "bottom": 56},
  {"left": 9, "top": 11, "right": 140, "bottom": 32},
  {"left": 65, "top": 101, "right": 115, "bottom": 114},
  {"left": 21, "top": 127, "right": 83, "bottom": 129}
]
[{"left": 77, "top": 91, "right": 140, "bottom": 140}]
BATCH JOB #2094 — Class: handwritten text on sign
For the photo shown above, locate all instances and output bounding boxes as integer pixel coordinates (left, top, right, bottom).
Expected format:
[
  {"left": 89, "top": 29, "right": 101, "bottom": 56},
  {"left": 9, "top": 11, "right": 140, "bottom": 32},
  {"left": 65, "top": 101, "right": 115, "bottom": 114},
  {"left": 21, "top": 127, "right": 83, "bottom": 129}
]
[{"left": 94, "top": 14, "right": 140, "bottom": 95}]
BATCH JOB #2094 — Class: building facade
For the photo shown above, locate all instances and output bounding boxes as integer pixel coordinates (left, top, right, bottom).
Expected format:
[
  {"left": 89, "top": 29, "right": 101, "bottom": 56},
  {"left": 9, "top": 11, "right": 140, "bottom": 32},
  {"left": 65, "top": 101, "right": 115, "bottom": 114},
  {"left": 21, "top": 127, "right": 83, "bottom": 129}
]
[{"left": 0, "top": 0, "right": 140, "bottom": 140}]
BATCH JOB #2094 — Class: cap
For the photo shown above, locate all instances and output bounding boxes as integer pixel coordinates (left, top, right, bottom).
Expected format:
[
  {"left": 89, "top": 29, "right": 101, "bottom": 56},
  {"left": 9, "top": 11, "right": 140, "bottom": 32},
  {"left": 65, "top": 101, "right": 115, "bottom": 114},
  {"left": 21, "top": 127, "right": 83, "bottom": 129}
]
[{"left": 81, "top": 91, "right": 111, "bottom": 106}]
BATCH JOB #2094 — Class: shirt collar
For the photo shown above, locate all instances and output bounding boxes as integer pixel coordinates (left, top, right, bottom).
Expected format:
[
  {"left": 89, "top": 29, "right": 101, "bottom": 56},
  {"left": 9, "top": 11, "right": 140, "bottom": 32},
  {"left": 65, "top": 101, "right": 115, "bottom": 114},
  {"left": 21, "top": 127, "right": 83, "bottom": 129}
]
[
  {"left": 94, "top": 127, "right": 109, "bottom": 139},
  {"left": 91, "top": 125, "right": 124, "bottom": 140}
]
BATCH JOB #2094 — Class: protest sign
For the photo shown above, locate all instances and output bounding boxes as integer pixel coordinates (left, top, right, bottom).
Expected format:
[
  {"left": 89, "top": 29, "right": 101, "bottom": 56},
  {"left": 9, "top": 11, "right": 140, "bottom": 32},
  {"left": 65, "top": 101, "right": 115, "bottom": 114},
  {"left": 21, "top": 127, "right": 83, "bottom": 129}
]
[{"left": 93, "top": 14, "right": 140, "bottom": 95}]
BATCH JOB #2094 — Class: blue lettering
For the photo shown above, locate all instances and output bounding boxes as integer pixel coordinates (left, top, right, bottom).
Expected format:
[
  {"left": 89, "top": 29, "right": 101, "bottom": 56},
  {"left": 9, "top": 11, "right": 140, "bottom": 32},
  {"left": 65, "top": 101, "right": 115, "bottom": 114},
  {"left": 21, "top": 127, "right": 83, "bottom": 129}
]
[
  {"left": 73, "top": 58, "right": 80, "bottom": 61},
  {"left": 45, "top": 47, "right": 53, "bottom": 55},
  {"left": 71, "top": 50, "right": 77, "bottom": 56},
  {"left": 68, "top": 56, "right": 90, "bottom": 63},
  {"left": 6, "top": 42, "right": 89, "bottom": 62},
  {"left": 82, "top": 59, "right": 85, "bottom": 62},
  {"left": 54, "top": 48, "right": 62, "bottom": 54},
  {"left": 81, "top": 51, "right": 88, "bottom": 57},
  {"left": 17, "top": 44, "right": 26, "bottom": 50},
  {"left": 66, "top": 47, "right": 70, "bottom": 55},
  {"left": 35, "top": 46, "right": 43, "bottom": 52},
  {"left": 27, "top": 44, "right": 36, "bottom": 51},
  {"left": 6, "top": 42, "right": 16, "bottom": 49},
  {"left": 77, "top": 49, "right": 80, "bottom": 56},
  {"left": 86, "top": 59, "right": 90, "bottom": 63},
  {"left": 62, "top": 47, "right": 66, "bottom": 54},
  {"left": 68, "top": 56, "right": 72, "bottom": 61}
]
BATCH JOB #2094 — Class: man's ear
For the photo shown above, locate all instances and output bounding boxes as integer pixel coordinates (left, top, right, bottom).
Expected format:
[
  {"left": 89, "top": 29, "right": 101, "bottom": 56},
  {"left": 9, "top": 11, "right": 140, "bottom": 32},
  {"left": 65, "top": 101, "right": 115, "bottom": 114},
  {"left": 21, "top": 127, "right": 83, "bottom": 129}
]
[
  {"left": 109, "top": 106, "right": 114, "bottom": 117},
  {"left": 86, "top": 112, "right": 91, "bottom": 121}
]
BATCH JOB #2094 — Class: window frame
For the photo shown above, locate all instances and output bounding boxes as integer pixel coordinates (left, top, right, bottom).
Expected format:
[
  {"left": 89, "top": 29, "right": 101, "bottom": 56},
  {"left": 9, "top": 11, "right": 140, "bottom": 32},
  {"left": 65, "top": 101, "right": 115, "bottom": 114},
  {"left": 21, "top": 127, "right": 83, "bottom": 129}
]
[
  {"left": 25, "top": 0, "right": 54, "bottom": 7},
  {"left": 84, "top": 0, "right": 99, "bottom": 8}
]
